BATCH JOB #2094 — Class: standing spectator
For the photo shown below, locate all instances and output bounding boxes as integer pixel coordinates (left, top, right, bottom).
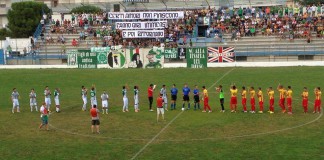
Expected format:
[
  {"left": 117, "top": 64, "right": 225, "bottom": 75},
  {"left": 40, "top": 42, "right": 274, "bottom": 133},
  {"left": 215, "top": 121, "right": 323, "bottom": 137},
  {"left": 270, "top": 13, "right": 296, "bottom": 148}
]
[
  {"left": 60, "top": 13, "right": 64, "bottom": 24},
  {"left": 90, "top": 105, "right": 100, "bottom": 134}
]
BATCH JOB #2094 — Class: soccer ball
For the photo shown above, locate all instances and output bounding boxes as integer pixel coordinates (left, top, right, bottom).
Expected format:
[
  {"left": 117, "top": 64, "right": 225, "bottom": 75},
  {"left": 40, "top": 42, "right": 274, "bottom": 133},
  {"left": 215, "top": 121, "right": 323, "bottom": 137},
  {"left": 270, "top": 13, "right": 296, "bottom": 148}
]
[{"left": 181, "top": 108, "right": 185, "bottom": 111}]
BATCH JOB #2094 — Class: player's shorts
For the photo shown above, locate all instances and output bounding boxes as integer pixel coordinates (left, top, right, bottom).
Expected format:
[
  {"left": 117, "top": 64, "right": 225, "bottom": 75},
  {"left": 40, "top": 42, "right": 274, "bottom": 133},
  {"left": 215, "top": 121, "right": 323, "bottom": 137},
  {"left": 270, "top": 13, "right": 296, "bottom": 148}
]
[
  {"left": 123, "top": 97, "right": 128, "bottom": 106},
  {"left": 194, "top": 95, "right": 200, "bottom": 103},
  {"left": 241, "top": 98, "right": 246, "bottom": 105},
  {"left": 315, "top": 100, "right": 321, "bottom": 107},
  {"left": 91, "top": 119, "right": 100, "bottom": 125},
  {"left": 163, "top": 97, "right": 168, "bottom": 104},
  {"left": 41, "top": 115, "right": 48, "bottom": 125},
  {"left": 250, "top": 98, "right": 255, "bottom": 105},
  {"left": 259, "top": 101, "right": 263, "bottom": 106},
  {"left": 171, "top": 95, "right": 177, "bottom": 101},
  {"left": 82, "top": 97, "right": 87, "bottom": 104},
  {"left": 134, "top": 96, "right": 139, "bottom": 105},
  {"left": 204, "top": 97, "right": 209, "bottom": 105},
  {"left": 220, "top": 98, "right": 225, "bottom": 104},
  {"left": 302, "top": 99, "right": 308, "bottom": 107},
  {"left": 287, "top": 98, "right": 292, "bottom": 106},
  {"left": 270, "top": 98, "right": 274, "bottom": 106},
  {"left": 30, "top": 99, "right": 37, "bottom": 106},
  {"left": 157, "top": 107, "right": 164, "bottom": 114},
  {"left": 91, "top": 97, "right": 97, "bottom": 106},
  {"left": 279, "top": 98, "right": 285, "bottom": 105},
  {"left": 183, "top": 95, "right": 189, "bottom": 101},
  {"left": 55, "top": 98, "right": 60, "bottom": 105},
  {"left": 45, "top": 98, "right": 51, "bottom": 106},
  {"left": 231, "top": 97, "right": 237, "bottom": 105},
  {"left": 102, "top": 100, "right": 108, "bottom": 108},
  {"left": 13, "top": 99, "right": 19, "bottom": 106}
]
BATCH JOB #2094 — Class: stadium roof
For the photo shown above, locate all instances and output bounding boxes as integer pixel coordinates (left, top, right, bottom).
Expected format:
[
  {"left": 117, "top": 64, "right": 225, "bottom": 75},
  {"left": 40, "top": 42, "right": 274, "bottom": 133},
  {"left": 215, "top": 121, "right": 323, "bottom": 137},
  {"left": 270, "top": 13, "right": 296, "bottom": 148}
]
[{"left": 52, "top": 0, "right": 287, "bottom": 13}]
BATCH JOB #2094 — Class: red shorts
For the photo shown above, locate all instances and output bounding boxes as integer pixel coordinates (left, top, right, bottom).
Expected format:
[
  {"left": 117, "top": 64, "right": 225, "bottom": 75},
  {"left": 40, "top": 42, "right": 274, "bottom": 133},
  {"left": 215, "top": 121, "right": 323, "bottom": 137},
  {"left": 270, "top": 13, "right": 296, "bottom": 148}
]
[
  {"left": 279, "top": 98, "right": 285, "bottom": 105},
  {"left": 315, "top": 99, "right": 321, "bottom": 107},
  {"left": 269, "top": 98, "right": 274, "bottom": 106},
  {"left": 250, "top": 98, "right": 255, "bottom": 105},
  {"left": 231, "top": 97, "right": 237, "bottom": 105},
  {"left": 259, "top": 101, "right": 263, "bottom": 106},
  {"left": 204, "top": 97, "right": 209, "bottom": 105},
  {"left": 242, "top": 98, "right": 247, "bottom": 105},
  {"left": 302, "top": 99, "right": 308, "bottom": 107},
  {"left": 287, "top": 98, "right": 292, "bottom": 106}
]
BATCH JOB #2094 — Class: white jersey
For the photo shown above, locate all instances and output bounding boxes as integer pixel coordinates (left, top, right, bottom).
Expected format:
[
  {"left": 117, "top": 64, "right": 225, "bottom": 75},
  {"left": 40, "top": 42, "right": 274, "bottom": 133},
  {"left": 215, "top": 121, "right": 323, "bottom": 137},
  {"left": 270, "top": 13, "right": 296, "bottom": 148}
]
[
  {"left": 11, "top": 91, "right": 19, "bottom": 100},
  {"left": 122, "top": 89, "right": 127, "bottom": 99},
  {"left": 44, "top": 89, "right": 51, "bottom": 98},
  {"left": 29, "top": 92, "right": 37, "bottom": 105},
  {"left": 134, "top": 89, "right": 139, "bottom": 104},
  {"left": 160, "top": 88, "right": 167, "bottom": 98},
  {"left": 101, "top": 93, "right": 109, "bottom": 101}
]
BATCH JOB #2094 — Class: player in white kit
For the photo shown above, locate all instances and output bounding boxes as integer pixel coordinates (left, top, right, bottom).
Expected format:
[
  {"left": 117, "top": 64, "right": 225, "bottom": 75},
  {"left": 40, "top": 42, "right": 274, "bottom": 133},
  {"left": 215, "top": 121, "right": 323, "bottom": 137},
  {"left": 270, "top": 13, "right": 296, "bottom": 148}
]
[
  {"left": 29, "top": 88, "right": 37, "bottom": 112},
  {"left": 101, "top": 91, "right": 109, "bottom": 114},
  {"left": 134, "top": 86, "right": 139, "bottom": 112},
  {"left": 81, "top": 86, "right": 87, "bottom": 111},
  {"left": 122, "top": 85, "right": 129, "bottom": 112},
  {"left": 44, "top": 86, "right": 51, "bottom": 112},
  {"left": 11, "top": 88, "right": 20, "bottom": 113},
  {"left": 160, "top": 85, "right": 168, "bottom": 111},
  {"left": 54, "top": 88, "right": 60, "bottom": 112},
  {"left": 90, "top": 85, "right": 97, "bottom": 108}
]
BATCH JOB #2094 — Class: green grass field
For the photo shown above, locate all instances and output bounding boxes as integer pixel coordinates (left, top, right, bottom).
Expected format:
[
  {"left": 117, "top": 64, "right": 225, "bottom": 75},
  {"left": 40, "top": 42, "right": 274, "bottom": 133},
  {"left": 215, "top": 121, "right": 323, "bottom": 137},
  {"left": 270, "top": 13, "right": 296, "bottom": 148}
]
[{"left": 0, "top": 67, "right": 323, "bottom": 160}]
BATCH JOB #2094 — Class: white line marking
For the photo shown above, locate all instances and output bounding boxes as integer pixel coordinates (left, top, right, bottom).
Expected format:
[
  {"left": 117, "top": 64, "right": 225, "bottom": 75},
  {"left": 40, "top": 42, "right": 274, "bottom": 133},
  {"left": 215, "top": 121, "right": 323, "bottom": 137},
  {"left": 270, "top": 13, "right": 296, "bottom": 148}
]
[{"left": 130, "top": 68, "right": 235, "bottom": 160}]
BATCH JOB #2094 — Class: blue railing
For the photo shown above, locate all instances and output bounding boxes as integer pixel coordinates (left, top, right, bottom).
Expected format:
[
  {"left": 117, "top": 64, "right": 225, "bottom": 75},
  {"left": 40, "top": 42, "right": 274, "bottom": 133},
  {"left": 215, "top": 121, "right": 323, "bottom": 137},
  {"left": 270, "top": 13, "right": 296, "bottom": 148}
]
[{"left": 33, "top": 23, "right": 43, "bottom": 40}]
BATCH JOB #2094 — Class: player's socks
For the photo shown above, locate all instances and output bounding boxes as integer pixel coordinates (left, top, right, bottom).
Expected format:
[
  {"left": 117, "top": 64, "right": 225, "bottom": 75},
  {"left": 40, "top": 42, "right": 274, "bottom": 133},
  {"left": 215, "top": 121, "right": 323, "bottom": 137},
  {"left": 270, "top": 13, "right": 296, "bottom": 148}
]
[
  {"left": 174, "top": 103, "right": 176, "bottom": 109},
  {"left": 188, "top": 103, "right": 190, "bottom": 109},
  {"left": 17, "top": 107, "right": 20, "bottom": 112},
  {"left": 30, "top": 106, "right": 33, "bottom": 112},
  {"left": 197, "top": 103, "right": 200, "bottom": 109}
]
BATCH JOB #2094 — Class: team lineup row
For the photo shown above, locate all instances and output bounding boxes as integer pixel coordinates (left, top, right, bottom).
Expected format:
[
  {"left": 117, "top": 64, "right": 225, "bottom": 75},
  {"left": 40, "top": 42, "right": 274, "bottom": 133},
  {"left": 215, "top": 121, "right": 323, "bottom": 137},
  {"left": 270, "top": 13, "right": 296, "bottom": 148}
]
[{"left": 11, "top": 84, "right": 322, "bottom": 115}]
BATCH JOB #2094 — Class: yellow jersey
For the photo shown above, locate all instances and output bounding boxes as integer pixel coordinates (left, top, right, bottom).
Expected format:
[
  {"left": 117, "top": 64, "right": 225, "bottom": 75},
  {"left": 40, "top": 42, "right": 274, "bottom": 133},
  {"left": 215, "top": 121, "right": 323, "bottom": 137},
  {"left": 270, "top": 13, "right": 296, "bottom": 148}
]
[
  {"left": 203, "top": 89, "right": 208, "bottom": 98},
  {"left": 241, "top": 90, "right": 247, "bottom": 99},
  {"left": 302, "top": 91, "right": 308, "bottom": 99},
  {"left": 286, "top": 89, "right": 292, "bottom": 98},
  {"left": 278, "top": 89, "right": 286, "bottom": 99},
  {"left": 258, "top": 90, "right": 263, "bottom": 102},
  {"left": 250, "top": 90, "right": 255, "bottom": 98},
  {"left": 315, "top": 91, "right": 321, "bottom": 100},
  {"left": 230, "top": 89, "right": 238, "bottom": 97},
  {"left": 268, "top": 90, "right": 274, "bottom": 99}
]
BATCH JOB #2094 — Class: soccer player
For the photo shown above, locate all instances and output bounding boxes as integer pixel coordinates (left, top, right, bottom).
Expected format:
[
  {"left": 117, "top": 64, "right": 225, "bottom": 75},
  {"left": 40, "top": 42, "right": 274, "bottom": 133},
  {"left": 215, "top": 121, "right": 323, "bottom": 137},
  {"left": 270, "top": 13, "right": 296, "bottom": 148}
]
[
  {"left": 267, "top": 87, "right": 275, "bottom": 114},
  {"left": 54, "top": 88, "right": 60, "bottom": 113},
  {"left": 39, "top": 102, "right": 49, "bottom": 131},
  {"left": 286, "top": 86, "right": 293, "bottom": 114},
  {"left": 249, "top": 87, "right": 256, "bottom": 113},
  {"left": 44, "top": 86, "right": 51, "bottom": 112},
  {"left": 156, "top": 94, "right": 165, "bottom": 122},
  {"left": 90, "top": 85, "right": 97, "bottom": 108},
  {"left": 160, "top": 85, "right": 168, "bottom": 111},
  {"left": 216, "top": 85, "right": 225, "bottom": 112},
  {"left": 230, "top": 85, "right": 238, "bottom": 113},
  {"left": 11, "top": 88, "right": 20, "bottom": 113},
  {"left": 241, "top": 86, "right": 247, "bottom": 113},
  {"left": 193, "top": 85, "right": 200, "bottom": 110},
  {"left": 90, "top": 105, "right": 100, "bottom": 134},
  {"left": 148, "top": 84, "right": 156, "bottom": 112},
  {"left": 313, "top": 87, "right": 321, "bottom": 113},
  {"left": 277, "top": 84, "right": 287, "bottom": 113},
  {"left": 202, "top": 86, "right": 212, "bottom": 113},
  {"left": 182, "top": 83, "right": 191, "bottom": 110},
  {"left": 29, "top": 88, "right": 38, "bottom": 112},
  {"left": 81, "top": 86, "right": 87, "bottom": 111},
  {"left": 134, "top": 86, "right": 139, "bottom": 112},
  {"left": 101, "top": 90, "right": 109, "bottom": 114},
  {"left": 170, "top": 84, "right": 178, "bottom": 110},
  {"left": 122, "top": 85, "right": 129, "bottom": 112},
  {"left": 301, "top": 87, "right": 308, "bottom": 113},
  {"left": 257, "top": 87, "right": 264, "bottom": 113}
]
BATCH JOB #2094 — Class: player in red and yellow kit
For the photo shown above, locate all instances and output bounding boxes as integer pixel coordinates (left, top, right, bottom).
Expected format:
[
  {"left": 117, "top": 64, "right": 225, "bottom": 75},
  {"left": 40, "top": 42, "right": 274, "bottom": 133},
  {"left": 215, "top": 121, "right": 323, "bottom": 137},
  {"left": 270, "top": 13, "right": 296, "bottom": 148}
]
[
  {"left": 202, "top": 86, "right": 212, "bottom": 113},
  {"left": 230, "top": 85, "right": 238, "bottom": 113},
  {"left": 286, "top": 86, "right": 293, "bottom": 114},
  {"left": 314, "top": 87, "right": 321, "bottom": 113},
  {"left": 241, "top": 86, "right": 247, "bottom": 113},
  {"left": 257, "top": 87, "right": 264, "bottom": 113},
  {"left": 249, "top": 87, "right": 256, "bottom": 113},
  {"left": 301, "top": 87, "right": 308, "bottom": 113},
  {"left": 277, "top": 84, "right": 287, "bottom": 113},
  {"left": 267, "top": 87, "right": 275, "bottom": 114}
]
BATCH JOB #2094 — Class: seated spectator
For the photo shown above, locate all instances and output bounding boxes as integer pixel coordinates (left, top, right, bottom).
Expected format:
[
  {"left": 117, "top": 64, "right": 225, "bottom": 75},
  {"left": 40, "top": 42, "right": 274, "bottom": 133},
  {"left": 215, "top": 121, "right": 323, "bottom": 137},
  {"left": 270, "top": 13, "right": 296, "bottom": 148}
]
[{"left": 72, "top": 38, "right": 78, "bottom": 47}]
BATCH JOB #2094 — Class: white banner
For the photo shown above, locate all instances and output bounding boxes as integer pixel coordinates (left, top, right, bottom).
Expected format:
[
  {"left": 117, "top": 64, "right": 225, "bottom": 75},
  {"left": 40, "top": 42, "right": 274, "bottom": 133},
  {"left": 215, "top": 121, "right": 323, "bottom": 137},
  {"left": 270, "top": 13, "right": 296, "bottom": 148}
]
[
  {"left": 122, "top": 30, "right": 164, "bottom": 38},
  {"left": 108, "top": 12, "right": 184, "bottom": 19},
  {"left": 116, "top": 21, "right": 167, "bottom": 30}
]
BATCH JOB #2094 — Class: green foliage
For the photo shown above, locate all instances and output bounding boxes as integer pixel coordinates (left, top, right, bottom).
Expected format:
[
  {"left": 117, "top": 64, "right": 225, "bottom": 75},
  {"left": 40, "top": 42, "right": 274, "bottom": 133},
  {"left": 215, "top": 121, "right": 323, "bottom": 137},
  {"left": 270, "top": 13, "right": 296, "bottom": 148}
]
[
  {"left": 7, "top": 1, "right": 50, "bottom": 38},
  {"left": 71, "top": 5, "right": 102, "bottom": 14},
  {"left": 0, "top": 28, "right": 11, "bottom": 40},
  {"left": 294, "top": 0, "right": 323, "bottom": 6}
]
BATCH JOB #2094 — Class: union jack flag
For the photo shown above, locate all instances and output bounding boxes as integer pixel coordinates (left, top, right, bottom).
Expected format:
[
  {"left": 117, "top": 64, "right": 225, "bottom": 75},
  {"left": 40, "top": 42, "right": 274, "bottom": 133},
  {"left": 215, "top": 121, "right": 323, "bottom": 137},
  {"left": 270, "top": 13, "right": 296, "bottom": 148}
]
[{"left": 208, "top": 47, "right": 235, "bottom": 63}]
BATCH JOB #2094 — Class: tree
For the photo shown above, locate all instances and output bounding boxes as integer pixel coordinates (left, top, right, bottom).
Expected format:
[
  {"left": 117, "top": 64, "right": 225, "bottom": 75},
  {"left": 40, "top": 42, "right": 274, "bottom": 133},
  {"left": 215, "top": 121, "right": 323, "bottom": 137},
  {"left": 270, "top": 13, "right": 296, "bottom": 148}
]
[
  {"left": 294, "top": 0, "right": 322, "bottom": 6},
  {"left": 0, "top": 28, "right": 11, "bottom": 40},
  {"left": 7, "top": 1, "right": 50, "bottom": 38},
  {"left": 71, "top": 5, "right": 102, "bottom": 14}
]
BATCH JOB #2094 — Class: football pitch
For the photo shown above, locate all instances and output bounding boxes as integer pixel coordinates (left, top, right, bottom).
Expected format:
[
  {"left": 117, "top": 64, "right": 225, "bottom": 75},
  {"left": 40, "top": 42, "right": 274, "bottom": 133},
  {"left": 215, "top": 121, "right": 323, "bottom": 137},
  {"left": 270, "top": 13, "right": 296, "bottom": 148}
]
[{"left": 0, "top": 67, "right": 323, "bottom": 160}]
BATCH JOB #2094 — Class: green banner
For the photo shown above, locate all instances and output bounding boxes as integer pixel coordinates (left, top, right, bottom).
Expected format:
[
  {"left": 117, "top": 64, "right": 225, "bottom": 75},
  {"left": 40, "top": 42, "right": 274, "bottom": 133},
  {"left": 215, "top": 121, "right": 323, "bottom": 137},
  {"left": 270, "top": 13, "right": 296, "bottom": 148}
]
[
  {"left": 67, "top": 50, "right": 78, "bottom": 66},
  {"left": 77, "top": 50, "right": 97, "bottom": 68},
  {"left": 186, "top": 47, "right": 207, "bottom": 68},
  {"left": 164, "top": 48, "right": 178, "bottom": 59},
  {"left": 91, "top": 47, "right": 110, "bottom": 64}
]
